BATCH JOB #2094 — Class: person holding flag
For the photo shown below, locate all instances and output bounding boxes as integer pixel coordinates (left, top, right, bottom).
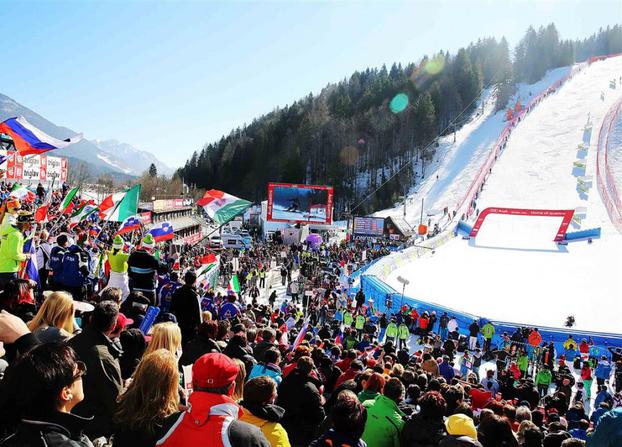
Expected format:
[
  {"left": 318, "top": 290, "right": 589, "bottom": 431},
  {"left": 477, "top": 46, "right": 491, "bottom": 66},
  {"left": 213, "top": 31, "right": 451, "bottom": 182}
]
[
  {"left": 101, "top": 235, "right": 131, "bottom": 300},
  {"left": 0, "top": 211, "right": 33, "bottom": 289},
  {"left": 0, "top": 198, "right": 21, "bottom": 230},
  {"left": 127, "top": 233, "right": 168, "bottom": 305}
]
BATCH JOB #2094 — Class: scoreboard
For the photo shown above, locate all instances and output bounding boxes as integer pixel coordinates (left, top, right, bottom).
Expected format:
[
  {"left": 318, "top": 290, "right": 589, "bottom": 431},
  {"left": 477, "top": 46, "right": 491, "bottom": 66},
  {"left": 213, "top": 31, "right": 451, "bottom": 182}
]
[{"left": 353, "top": 216, "right": 385, "bottom": 237}]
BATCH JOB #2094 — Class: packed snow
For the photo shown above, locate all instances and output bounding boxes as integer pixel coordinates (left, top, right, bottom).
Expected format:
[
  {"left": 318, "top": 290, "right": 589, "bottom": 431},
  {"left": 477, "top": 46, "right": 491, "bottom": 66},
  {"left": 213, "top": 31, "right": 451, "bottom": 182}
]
[
  {"left": 375, "top": 66, "right": 572, "bottom": 225},
  {"left": 383, "top": 56, "right": 622, "bottom": 334}
]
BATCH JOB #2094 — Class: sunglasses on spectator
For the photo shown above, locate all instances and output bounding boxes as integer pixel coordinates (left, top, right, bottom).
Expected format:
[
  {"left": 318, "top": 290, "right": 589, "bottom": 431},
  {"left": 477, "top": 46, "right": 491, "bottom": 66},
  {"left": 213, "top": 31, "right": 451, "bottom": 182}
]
[{"left": 72, "top": 361, "right": 87, "bottom": 382}]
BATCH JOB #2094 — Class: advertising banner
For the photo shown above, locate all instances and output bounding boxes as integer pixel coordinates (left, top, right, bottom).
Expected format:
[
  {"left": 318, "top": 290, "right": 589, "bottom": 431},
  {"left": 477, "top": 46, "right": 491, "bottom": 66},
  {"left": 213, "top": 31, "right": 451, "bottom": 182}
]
[
  {"left": 267, "top": 182, "right": 333, "bottom": 224},
  {"left": 1, "top": 150, "right": 67, "bottom": 184}
]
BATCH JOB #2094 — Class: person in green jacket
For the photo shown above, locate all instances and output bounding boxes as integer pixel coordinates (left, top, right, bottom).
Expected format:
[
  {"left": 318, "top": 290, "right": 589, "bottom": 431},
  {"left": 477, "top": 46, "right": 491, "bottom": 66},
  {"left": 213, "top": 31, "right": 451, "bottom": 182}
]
[
  {"left": 517, "top": 351, "right": 529, "bottom": 378},
  {"left": 344, "top": 329, "right": 358, "bottom": 350},
  {"left": 535, "top": 366, "right": 553, "bottom": 397},
  {"left": 0, "top": 212, "right": 32, "bottom": 289},
  {"left": 355, "top": 314, "right": 366, "bottom": 340},
  {"left": 386, "top": 319, "right": 398, "bottom": 345},
  {"left": 361, "top": 378, "right": 405, "bottom": 447},
  {"left": 398, "top": 322, "right": 410, "bottom": 351},
  {"left": 343, "top": 310, "right": 354, "bottom": 328},
  {"left": 481, "top": 321, "right": 495, "bottom": 352}
]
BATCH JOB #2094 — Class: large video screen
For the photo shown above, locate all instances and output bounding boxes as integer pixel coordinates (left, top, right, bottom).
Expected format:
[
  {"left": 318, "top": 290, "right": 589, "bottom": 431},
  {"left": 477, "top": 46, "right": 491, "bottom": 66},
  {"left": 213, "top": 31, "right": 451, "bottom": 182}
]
[
  {"left": 353, "top": 216, "right": 385, "bottom": 236},
  {"left": 267, "top": 183, "right": 333, "bottom": 224}
]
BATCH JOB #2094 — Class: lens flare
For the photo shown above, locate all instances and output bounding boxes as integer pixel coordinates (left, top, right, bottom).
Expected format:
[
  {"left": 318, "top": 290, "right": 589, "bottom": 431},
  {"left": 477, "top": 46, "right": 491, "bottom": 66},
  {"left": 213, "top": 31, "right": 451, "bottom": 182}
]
[
  {"left": 424, "top": 56, "right": 444, "bottom": 75},
  {"left": 389, "top": 93, "right": 409, "bottom": 114}
]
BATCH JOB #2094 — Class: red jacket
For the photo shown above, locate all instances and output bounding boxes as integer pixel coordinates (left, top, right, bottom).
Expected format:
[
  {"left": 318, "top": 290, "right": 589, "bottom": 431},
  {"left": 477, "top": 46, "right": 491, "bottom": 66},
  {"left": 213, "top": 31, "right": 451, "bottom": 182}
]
[{"left": 157, "top": 392, "right": 268, "bottom": 447}]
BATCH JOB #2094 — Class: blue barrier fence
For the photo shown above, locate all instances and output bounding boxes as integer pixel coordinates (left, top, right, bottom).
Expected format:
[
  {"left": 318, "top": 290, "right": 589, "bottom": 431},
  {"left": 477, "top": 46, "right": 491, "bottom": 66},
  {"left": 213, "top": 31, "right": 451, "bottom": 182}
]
[
  {"left": 456, "top": 220, "right": 473, "bottom": 236},
  {"left": 360, "top": 273, "right": 622, "bottom": 355},
  {"left": 564, "top": 227, "right": 601, "bottom": 241}
]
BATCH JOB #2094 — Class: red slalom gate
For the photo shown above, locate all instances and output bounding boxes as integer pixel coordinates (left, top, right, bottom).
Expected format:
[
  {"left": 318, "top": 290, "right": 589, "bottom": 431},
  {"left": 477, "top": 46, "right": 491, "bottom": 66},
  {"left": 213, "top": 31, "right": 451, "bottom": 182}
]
[{"left": 469, "top": 207, "right": 575, "bottom": 242}]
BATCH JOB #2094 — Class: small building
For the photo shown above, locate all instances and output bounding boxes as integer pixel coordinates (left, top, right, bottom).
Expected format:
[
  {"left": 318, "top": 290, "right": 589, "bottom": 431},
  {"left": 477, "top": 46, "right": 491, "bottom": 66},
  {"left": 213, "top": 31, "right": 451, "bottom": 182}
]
[{"left": 384, "top": 216, "right": 415, "bottom": 240}]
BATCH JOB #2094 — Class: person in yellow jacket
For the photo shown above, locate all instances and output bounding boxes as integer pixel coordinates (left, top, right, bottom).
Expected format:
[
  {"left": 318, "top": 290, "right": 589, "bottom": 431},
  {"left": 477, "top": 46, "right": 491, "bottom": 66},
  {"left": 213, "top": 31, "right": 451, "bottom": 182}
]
[
  {"left": 385, "top": 319, "right": 398, "bottom": 345},
  {"left": 0, "top": 198, "right": 21, "bottom": 231},
  {"left": 0, "top": 211, "right": 32, "bottom": 289},
  {"left": 240, "top": 376, "right": 291, "bottom": 447},
  {"left": 355, "top": 314, "right": 366, "bottom": 340},
  {"left": 102, "top": 235, "right": 131, "bottom": 300},
  {"left": 343, "top": 310, "right": 354, "bottom": 328},
  {"left": 398, "top": 322, "right": 410, "bottom": 351}
]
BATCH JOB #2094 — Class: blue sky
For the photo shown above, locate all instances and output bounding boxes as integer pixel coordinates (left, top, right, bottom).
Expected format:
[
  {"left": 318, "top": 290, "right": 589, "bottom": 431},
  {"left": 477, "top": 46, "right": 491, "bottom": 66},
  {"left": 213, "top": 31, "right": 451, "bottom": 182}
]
[{"left": 1, "top": 0, "right": 619, "bottom": 168}]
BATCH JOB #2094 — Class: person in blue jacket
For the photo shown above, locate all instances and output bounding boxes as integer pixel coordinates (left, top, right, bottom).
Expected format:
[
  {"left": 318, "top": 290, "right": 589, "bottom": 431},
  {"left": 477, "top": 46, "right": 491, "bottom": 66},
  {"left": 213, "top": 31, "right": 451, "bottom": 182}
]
[
  {"left": 219, "top": 294, "right": 241, "bottom": 319},
  {"left": 247, "top": 348, "right": 283, "bottom": 385},
  {"left": 48, "top": 234, "right": 69, "bottom": 289},
  {"left": 57, "top": 241, "right": 91, "bottom": 300},
  {"left": 595, "top": 356, "right": 613, "bottom": 386},
  {"left": 587, "top": 407, "right": 622, "bottom": 446}
]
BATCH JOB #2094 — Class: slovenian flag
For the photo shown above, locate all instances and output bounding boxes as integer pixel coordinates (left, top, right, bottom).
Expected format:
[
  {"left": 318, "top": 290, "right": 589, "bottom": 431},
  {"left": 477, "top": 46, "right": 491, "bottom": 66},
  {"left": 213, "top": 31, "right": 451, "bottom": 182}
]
[
  {"left": 99, "top": 185, "right": 141, "bottom": 222},
  {"left": 292, "top": 318, "right": 310, "bottom": 351},
  {"left": 148, "top": 221, "right": 174, "bottom": 242},
  {"left": 19, "top": 238, "right": 40, "bottom": 291},
  {"left": 335, "top": 329, "right": 343, "bottom": 346},
  {"left": 0, "top": 116, "right": 83, "bottom": 156},
  {"left": 116, "top": 215, "right": 141, "bottom": 235},
  {"left": 9, "top": 184, "right": 36, "bottom": 202},
  {"left": 89, "top": 224, "right": 102, "bottom": 236},
  {"left": 196, "top": 189, "right": 252, "bottom": 226}
]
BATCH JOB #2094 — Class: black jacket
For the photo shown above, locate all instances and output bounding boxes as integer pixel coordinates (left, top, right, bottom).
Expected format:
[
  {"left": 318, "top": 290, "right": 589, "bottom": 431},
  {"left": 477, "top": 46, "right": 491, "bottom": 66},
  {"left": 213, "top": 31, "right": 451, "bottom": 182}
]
[
  {"left": 179, "top": 334, "right": 220, "bottom": 367},
  {"left": 439, "top": 435, "right": 483, "bottom": 447},
  {"left": 127, "top": 249, "right": 167, "bottom": 293},
  {"left": 67, "top": 328, "right": 123, "bottom": 438},
  {"left": 277, "top": 369, "right": 325, "bottom": 446},
  {"left": 401, "top": 414, "right": 447, "bottom": 447},
  {"left": 169, "top": 285, "right": 201, "bottom": 342},
  {"left": 0, "top": 412, "right": 93, "bottom": 447},
  {"left": 253, "top": 340, "right": 277, "bottom": 363}
]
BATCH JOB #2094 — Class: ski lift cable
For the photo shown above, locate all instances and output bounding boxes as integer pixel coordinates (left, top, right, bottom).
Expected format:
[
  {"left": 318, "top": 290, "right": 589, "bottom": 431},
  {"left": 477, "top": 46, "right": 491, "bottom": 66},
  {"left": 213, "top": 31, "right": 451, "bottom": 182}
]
[{"left": 347, "top": 64, "right": 507, "bottom": 216}]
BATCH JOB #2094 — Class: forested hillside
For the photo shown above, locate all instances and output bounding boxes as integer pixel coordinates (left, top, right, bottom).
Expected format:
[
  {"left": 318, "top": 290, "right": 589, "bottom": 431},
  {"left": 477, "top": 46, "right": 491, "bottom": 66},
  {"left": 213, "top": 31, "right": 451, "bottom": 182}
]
[{"left": 179, "top": 24, "right": 622, "bottom": 217}]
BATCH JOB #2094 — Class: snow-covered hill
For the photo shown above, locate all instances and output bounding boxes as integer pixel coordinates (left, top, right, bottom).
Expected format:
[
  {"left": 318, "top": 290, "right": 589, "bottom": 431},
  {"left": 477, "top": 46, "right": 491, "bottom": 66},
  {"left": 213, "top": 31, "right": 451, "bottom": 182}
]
[
  {"left": 382, "top": 56, "right": 622, "bottom": 333},
  {"left": 0, "top": 93, "right": 170, "bottom": 177},
  {"left": 375, "top": 66, "right": 573, "bottom": 226}
]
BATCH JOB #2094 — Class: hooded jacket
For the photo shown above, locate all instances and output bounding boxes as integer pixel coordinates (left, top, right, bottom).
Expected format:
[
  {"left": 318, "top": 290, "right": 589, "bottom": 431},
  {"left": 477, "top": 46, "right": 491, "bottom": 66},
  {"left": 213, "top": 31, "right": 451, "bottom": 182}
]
[
  {"left": 401, "top": 414, "right": 447, "bottom": 447},
  {"left": 277, "top": 369, "right": 325, "bottom": 446},
  {"left": 361, "top": 395, "right": 405, "bottom": 447},
  {"left": 0, "top": 224, "right": 27, "bottom": 273},
  {"left": 157, "top": 393, "right": 269, "bottom": 447},
  {"left": 67, "top": 327, "right": 123, "bottom": 438},
  {"left": 239, "top": 403, "right": 290, "bottom": 447}
]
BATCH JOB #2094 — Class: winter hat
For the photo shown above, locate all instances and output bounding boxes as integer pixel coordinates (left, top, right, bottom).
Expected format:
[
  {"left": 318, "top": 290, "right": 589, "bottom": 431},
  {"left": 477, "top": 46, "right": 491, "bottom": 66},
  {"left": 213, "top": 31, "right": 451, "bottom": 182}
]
[
  {"left": 192, "top": 353, "right": 239, "bottom": 389},
  {"left": 141, "top": 233, "right": 155, "bottom": 250},
  {"left": 112, "top": 235, "right": 124, "bottom": 250},
  {"left": 446, "top": 414, "right": 478, "bottom": 440}
]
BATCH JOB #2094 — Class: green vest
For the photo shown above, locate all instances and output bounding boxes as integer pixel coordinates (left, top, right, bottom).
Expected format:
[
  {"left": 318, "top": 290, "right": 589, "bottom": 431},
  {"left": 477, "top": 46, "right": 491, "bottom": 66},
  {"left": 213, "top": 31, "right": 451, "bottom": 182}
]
[
  {"left": 355, "top": 315, "right": 365, "bottom": 330},
  {"left": 481, "top": 323, "right": 495, "bottom": 339},
  {"left": 398, "top": 324, "right": 409, "bottom": 339},
  {"left": 344, "top": 312, "right": 353, "bottom": 326},
  {"left": 386, "top": 323, "right": 398, "bottom": 337},
  {"left": 0, "top": 225, "right": 26, "bottom": 273}
]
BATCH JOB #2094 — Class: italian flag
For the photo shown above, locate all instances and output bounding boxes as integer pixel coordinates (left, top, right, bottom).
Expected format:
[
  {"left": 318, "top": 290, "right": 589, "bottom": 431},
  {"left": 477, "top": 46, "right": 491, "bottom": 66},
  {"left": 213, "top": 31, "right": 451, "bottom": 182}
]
[
  {"left": 196, "top": 189, "right": 251, "bottom": 226},
  {"left": 99, "top": 184, "right": 141, "bottom": 222},
  {"left": 9, "top": 184, "right": 36, "bottom": 202},
  {"left": 60, "top": 186, "right": 79, "bottom": 214},
  {"left": 68, "top": 204, "right": 98, "bottom": 229},
  {"left": 228, "top": 274, "right": 241, "bottom": 294}
]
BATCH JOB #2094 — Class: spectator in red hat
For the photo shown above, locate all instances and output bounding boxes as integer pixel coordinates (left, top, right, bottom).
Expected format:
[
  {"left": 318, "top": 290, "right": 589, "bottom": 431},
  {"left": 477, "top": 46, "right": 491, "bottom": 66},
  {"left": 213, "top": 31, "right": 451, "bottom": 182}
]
[{"left": 156, "top": 352, "right": 269, "bottom": 447}]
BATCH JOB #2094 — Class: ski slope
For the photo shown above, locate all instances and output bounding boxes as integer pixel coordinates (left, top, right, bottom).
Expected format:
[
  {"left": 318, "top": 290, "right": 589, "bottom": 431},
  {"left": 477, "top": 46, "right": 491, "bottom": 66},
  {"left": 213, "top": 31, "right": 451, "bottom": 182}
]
[
  {"left": 375, "top": 67, "right": 572, "bottom": 227},
  {"left": 384, "top": 56, "right": 622, "bottom": 334}
]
